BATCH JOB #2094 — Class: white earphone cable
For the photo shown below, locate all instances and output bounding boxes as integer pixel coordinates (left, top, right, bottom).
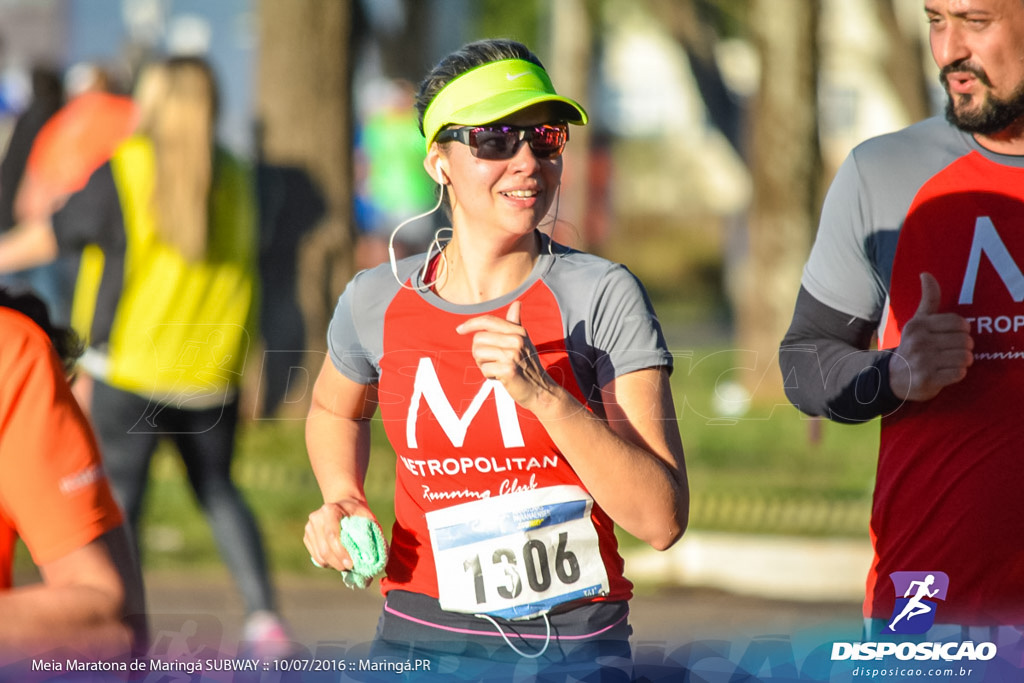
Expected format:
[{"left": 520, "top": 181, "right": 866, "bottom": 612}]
[
  {"left": 388, "top": 177, "right": 448, "bottom": 292},
  {"left": 474, "top": 612, "right": 552, "bottom": 660}
]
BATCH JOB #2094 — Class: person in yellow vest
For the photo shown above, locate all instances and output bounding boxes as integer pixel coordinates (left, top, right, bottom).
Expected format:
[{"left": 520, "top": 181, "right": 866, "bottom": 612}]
[{"left": 0, "top": 56, "right": 289, "bottom": 656}]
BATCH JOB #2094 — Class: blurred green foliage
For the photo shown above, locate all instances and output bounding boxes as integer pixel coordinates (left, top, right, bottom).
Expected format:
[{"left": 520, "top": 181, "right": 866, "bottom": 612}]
[{"left": 474, "top": 0, "right": 542, "bottom": 50}]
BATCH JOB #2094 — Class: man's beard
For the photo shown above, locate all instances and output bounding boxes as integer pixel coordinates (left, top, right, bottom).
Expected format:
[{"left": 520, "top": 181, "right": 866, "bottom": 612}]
[{"left": 942, "top": 63, "right": 1024, "bottom": 135}]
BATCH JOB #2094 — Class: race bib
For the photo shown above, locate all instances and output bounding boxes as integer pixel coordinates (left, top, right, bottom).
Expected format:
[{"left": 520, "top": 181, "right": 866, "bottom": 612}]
[{"left": 426, "top": 484, "right": 609, "bottom": 620}]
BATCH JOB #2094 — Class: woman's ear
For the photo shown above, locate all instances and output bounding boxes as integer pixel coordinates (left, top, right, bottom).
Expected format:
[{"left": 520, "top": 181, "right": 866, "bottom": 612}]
[{"left": 424, "top": 147, "right": 447, "bottom": 185}]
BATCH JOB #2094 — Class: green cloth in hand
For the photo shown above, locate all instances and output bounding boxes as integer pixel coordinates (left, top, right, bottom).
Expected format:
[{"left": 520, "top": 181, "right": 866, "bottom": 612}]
[{"left": 339, "top": 516, "right": 388, "bottom": 589}]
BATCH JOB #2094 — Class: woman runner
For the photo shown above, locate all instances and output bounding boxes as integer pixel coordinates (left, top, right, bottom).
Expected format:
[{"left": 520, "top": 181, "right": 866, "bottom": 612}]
[{"left": 304, "top": 39, "right": 688, "bottom": 680}]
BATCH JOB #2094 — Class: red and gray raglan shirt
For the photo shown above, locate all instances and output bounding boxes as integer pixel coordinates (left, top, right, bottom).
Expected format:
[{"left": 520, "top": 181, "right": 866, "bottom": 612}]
[
  {"left": 327, "top": 233, "right": 672, "bottom": 620},
  {"left": 781, "top": 116, "right": 1024, "bottom": 626}
]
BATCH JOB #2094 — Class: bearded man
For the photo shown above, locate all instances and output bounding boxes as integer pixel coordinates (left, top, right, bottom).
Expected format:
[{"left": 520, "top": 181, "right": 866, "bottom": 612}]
[{"left": 781, "top": 0, "right": 1024, "bottom": 644}]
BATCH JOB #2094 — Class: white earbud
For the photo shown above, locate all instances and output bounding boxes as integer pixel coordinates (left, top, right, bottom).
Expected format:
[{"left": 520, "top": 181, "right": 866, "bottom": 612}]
[{"left": 436, "top": 161, "right": 446, "bottom": 185}]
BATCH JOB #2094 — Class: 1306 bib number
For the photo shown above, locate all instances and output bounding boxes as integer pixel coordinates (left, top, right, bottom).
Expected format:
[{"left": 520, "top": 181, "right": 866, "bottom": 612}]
[
  {"left": 426, "top": 485, "right": 609, "bottom": 619},
  {"left": 464, "top": 531, "right": 583, "bottom": 603}
]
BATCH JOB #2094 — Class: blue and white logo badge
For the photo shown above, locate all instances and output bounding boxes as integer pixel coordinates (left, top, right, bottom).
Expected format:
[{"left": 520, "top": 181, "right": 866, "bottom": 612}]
[{"left": 885, "top": 571, "right": 950, "bottom": 634}]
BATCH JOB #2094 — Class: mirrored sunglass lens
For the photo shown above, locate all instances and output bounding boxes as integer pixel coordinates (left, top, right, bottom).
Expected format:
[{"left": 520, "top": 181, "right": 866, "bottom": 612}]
[
  {"left": 470, "top": 128, "right": 519, "bottom": 159},
  {"left": 530, "top": 126, "right": 566, "bottom": 156}
]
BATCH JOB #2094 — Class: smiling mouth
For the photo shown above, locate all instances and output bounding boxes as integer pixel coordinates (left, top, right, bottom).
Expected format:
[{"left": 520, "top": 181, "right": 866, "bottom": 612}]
[{"left": 501, "top": 189, "right": 539, "bottom": 198}]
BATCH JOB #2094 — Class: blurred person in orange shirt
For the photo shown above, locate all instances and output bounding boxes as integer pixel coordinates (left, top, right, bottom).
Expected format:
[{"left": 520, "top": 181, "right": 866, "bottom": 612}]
[
  {"left": 0, "top": 286, "right": 146, "bottom": 660},
  {"left": 15, "top": 63, "right": 137, "bottom": 224}
]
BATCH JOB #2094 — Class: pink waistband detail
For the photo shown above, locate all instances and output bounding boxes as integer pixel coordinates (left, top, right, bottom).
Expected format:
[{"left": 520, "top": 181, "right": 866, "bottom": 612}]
[{"left": 382, "top": 602, "right": 628, "bottom": 641}]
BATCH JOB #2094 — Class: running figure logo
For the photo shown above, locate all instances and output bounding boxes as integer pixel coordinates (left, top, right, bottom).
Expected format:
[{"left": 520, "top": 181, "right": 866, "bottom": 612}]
[{"left": 885, "top": 571, "right": 950, "bottom": 634}]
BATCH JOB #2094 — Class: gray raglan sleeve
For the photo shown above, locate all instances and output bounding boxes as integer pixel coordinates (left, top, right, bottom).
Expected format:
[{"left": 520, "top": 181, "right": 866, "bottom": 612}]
[
  {"left": 802, "top": 151, "right": 888, "bottom": 322},
  {"left": 590, "top": 264, "right": 673, "bottom": 389},
  {"left": 781, "top": 118, "right": 971, "bottom": 422},
  {"left": 781, "top": 146, "right": 899, "bottom": 422},
  {"left": 326, "top": 271, "right": 380, "bottom": 384}
]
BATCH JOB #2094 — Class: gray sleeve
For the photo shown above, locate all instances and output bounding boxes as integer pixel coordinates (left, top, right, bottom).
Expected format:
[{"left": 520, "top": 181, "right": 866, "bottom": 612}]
[
  {"left": 803, "top": 118, "right": 972, "bottom": 322},
  {"left": 802, "top": 151, "right": 888, "bottom": 321},
  {"left": 326, "top": 261, "right": 411, "bottom": 382},
  {"left": 590, "top": 264, "right": 673, "bottom": 389},
  {"left": 785, "top": 118, "right": 973, "bottom": 421},
  {"left": 326, "top": 271, "right": 379, "bottom": 384}
]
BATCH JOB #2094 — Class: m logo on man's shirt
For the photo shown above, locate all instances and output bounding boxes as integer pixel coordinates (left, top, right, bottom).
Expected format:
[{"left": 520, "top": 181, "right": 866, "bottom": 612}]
[{"left": 959, "top": 216, "right": 1024, "bottom": 305}]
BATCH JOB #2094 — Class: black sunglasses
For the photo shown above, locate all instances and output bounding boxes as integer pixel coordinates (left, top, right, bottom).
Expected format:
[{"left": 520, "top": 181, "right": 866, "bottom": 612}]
[{"left": 435, "top": 123, "right": 569, "bottom": 160}]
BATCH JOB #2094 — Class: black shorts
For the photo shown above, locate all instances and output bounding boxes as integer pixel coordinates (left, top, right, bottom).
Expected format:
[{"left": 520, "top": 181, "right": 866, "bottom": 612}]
[{"left": 366, "top": 589, "right": 633, "bottom": 681}]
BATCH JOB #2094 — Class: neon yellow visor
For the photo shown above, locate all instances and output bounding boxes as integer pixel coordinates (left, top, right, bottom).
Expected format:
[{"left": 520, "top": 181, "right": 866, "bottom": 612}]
[{"left": 422, "top": 58, "right": 588, "bottom": 153}]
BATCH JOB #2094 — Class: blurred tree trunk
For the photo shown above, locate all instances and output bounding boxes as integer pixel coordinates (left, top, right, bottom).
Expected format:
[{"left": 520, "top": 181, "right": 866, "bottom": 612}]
[
  {"left": 376, "top": 0, "right": 432, "bottom": 82},
  {"left": 736, "top": 0, "right": 820, "bottom": 400},
  {"left": 646, "top": 0, "right": 744, "bottom": 156},
  {"left": 878, "top": 0, "right": 931, "bottom": 123},
  {"left": 547, "top": 0, "right": 593, "bottom": 249},
  {"left": 257, "top": 0, "right": 354, "bottom": 415}
]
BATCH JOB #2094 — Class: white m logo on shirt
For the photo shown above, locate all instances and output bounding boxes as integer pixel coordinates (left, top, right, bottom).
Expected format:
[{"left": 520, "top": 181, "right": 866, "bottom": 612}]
[
  {"left": 406, "top": 357, "right": 525, "bottom": 448},
  {"left": 959, "top": 216, "right": 1024, "bottom": 305}
]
